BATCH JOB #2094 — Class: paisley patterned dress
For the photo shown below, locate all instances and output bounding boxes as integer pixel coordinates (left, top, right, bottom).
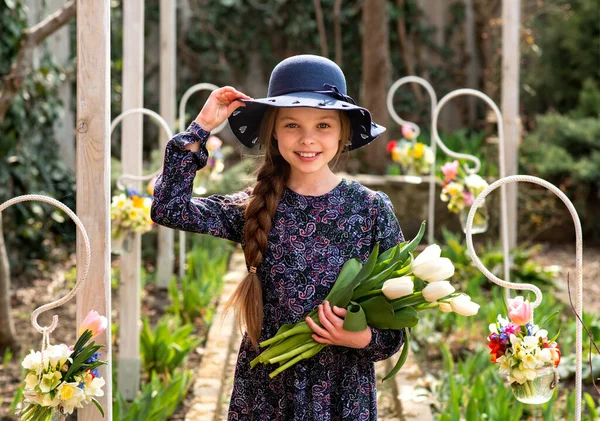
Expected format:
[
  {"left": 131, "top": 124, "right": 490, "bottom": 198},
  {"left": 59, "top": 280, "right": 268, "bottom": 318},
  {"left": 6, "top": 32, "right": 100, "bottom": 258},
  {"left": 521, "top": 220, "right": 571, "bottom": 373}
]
[{"left": 151, "top": 122, "right": 406, "bottom": 421}]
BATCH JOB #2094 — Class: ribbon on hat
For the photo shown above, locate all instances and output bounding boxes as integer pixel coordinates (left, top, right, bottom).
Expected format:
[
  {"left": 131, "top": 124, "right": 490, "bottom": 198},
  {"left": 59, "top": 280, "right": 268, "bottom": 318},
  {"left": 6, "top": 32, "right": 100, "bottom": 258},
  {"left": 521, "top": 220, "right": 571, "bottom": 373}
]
[{"left": 315, "top": 83, "right": 356, "bottom": 105}]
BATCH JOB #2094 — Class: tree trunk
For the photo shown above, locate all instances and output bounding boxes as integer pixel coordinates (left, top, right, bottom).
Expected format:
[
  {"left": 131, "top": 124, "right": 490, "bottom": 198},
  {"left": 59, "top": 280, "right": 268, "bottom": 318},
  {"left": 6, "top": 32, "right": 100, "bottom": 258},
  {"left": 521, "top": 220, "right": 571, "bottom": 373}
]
[
  {"left": 0, "top": 1, "right": 76, "bottom": 124},
  {"left": 333, "top": 0, "right": 342, "bottom": 65},
  {"left": 361, "top": 0, "right": 391, "bottom": 174},
  {"left": 313, "top": 0, "right": 329, "bottom": 58},
  {"left": 395, "top": 0, "right": 423, "bottom": 104},
  {"left": 0, "top": 214, "right": 19, "bottom": 354}
]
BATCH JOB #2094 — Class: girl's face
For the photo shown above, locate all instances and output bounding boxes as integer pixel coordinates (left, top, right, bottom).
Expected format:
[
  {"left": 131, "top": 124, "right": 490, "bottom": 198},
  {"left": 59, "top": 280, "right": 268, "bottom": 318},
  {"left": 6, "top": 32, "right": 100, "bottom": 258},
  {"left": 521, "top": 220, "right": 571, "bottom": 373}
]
[{"left": 274, "top": 107, "right": 342, "bottom": 178}]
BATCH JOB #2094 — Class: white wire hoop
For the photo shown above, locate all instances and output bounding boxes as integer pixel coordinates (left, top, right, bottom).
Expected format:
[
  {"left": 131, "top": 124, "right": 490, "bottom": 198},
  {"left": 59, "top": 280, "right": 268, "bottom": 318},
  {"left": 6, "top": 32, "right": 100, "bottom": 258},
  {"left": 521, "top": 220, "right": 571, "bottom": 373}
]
[
  {"left": 111, "top": 108, "right": 174, "bottom": 190},
  {"left": 0, "top": 195, "right": 91, "bottom": 336},
  {"left": 386, "top": 76, "right": 438, "bottom": 244},
  {"left": 433, "top": 88, "right": 510, "bottom": 285},
  {"left": 431, "top": 89, "right": 484, "bottom": 174},
  {"left": 177, "top": 83, "right": 224, "bottom": 278},
  {"left": 179, "top": 83, "right": 226, "bottom": 134},
  {"left": 465, "top": 175, "right": 583, "bottom": 421}
]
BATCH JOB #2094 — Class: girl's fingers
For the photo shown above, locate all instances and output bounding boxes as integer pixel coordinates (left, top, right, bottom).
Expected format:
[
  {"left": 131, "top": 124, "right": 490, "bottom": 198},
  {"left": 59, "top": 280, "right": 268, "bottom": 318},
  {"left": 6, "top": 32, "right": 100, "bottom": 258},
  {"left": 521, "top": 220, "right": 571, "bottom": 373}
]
[
  {"left": 317, "top": 304, "right": 336, "bottom": 334},
  {"left": 322, "top": 301, "right": 343, "bottom": 328},
  {"left": 312, "top": 334, "right": 333, "bottom": 345},
  {"left": 306, "top": 316, "right": 330, "bottom": 339},
  {"left": 332, "top": 305, "right": 347, "bottom": 318}
]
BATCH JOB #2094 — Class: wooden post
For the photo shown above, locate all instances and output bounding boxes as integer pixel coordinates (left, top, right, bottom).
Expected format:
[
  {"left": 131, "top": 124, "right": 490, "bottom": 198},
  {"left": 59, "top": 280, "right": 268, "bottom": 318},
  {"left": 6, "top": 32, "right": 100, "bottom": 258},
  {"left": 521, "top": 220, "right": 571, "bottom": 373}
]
[
  {"left": 157, "top": 0, "right": 176, "bottom": 289},
  {"left": 118, "top": 0, "right": 144, "bottom": 400},
  {"left": 76, "top": 1, "right": 112, "bottom": 420},
  {"left": 501, "top": 0, "right": 520, "bottom": 247}
]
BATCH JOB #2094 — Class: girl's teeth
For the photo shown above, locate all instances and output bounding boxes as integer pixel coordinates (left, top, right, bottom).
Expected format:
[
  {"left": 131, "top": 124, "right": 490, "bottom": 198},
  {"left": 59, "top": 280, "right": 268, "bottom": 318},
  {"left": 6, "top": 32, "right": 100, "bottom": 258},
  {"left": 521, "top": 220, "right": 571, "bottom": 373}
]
[{"left": 298, "top": 153, "right": 318, "bottom": 157}]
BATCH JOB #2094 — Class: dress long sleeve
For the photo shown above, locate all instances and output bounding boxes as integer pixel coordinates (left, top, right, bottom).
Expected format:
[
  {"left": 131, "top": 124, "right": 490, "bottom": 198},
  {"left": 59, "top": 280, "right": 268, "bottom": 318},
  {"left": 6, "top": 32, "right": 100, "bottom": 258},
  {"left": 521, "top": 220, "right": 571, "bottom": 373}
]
[
  {"left": 151, "top": 122, "right": 248, "bottom": 243},
  {"left": 356, "top": 191, "right": 407, "bottom": 362}
]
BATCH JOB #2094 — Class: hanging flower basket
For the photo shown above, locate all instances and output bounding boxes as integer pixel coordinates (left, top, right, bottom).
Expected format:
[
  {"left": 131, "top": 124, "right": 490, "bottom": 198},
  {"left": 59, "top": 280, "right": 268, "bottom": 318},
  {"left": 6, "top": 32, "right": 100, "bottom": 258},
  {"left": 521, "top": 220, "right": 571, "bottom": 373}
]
[
  {"left": 111, "top": 230, "right": 135, "bottom": 255},
  {"left": 386, "top": 125, "right": 433, "bottom": 184},
  {"left": 440, "top": 160, "right": 490, "bottom": 234},
  {"left": 510, "top": 364, "right": 559, "bottom": 404}
]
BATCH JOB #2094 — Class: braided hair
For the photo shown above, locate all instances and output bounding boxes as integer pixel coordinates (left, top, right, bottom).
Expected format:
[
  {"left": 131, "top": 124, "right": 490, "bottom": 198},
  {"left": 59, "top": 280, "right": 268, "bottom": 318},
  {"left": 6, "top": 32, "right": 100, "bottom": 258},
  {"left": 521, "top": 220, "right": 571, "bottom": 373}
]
[{"left": 227, "top": 107, "right": 351, "bottom": 349}]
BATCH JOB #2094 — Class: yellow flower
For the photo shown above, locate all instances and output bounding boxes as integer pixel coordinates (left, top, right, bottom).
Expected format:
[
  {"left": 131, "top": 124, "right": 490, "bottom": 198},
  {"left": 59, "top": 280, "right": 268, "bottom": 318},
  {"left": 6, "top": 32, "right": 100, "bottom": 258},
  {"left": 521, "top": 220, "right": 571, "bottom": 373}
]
[
  {"left": 128, "top": 209, "right": 139, "bottom": 221},
  {"left": 132, "top": 195, "right": 145, "bottom": 208},
  {"left": 391, "top": 148, "right": 401, "bottom": 163},
  {"left": 413, "top": 142, "right": 425, "bottom": 159},
  {"left": 445, "top": 182, "right": 464, "bottom": 197}
]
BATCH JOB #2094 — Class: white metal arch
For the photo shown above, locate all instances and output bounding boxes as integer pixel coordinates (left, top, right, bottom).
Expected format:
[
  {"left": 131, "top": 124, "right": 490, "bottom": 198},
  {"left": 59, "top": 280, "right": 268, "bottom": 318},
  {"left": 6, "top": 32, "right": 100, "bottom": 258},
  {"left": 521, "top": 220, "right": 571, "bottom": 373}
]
[
  {"left": 432, "top": 89, "right": 510, "bottom": 285},
  {"left": 110, "top": 107, "right": 174, "bottom": 190},
  {"left": 386, "top": 76, "right": 439, "bottom": 244},
  {"left": 465, "top": 175, "right": 583, "bottom": 421}
]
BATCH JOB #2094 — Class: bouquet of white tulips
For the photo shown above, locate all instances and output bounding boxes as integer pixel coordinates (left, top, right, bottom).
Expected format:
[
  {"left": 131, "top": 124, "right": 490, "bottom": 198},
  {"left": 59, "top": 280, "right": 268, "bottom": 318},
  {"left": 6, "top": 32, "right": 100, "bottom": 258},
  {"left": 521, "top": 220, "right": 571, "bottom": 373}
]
[{"left": 252, "top": 222, "right": 480, "bottom": 380}]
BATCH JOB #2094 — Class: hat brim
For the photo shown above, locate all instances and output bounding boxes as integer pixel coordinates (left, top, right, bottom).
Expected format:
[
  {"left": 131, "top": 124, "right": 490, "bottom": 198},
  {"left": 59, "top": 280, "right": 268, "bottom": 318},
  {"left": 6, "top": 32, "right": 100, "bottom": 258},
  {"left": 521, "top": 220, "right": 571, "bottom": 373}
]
[{"left": 227, "top": 92, "right": 385, "bottom": 151}]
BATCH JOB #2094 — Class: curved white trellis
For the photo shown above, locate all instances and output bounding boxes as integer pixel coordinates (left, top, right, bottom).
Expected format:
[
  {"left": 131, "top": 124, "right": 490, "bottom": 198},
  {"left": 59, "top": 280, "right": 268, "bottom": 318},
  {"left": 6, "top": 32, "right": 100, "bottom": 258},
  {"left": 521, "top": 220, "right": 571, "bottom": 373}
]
[
  {"left": 0, "top": 195, "right": 91, "bottom": 345},
  {"left": 432, "top": 89, "right": 510, "bottom": 285},
  {"left": 465, "top": 175, "right": 583, "bottom": 420},
  {"left": 177, "top": 83, "right": 225, "bottom": 279},
  {"left": 111, "top": 108, "right": 174, "bottom": 190},
  {"left": 386, "top": 77, "right": 438, "bottom": 245}
]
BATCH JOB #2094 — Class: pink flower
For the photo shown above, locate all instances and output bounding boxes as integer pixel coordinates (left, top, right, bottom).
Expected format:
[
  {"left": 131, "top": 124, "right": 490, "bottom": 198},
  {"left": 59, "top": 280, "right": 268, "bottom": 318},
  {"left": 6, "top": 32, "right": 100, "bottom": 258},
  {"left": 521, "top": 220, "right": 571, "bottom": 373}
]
[
  {"left": 401, "top": 125, "right": 415, "bottom": 140},
  {"left": 504, "top": 323, "right": 521, "bottom": 335},
  {"left": 206, "top": 135, "right": 223, "bottom": 152},
  {"left": 507, "top": 296, "right": 532, "bottom": 326},
  {"left": 441, "top": 160, "right": 459, "bottom": 183},
  {"left": 463, "top": 191, "right": 474, "bottom": 206},
  {"left": 78, "top": 310, "right": 108, "bottom": 339}
]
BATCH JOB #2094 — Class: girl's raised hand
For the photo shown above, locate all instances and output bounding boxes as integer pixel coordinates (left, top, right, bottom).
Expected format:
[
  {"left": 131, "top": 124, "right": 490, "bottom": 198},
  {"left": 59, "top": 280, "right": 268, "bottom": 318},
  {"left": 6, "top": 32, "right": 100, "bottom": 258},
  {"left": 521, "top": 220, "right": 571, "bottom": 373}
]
[
  {"left": 194, "top": 86, "right": 253, "bottom": 132},
  {"left": 306, "top": 300, "right": 372, "bottom": 349}
]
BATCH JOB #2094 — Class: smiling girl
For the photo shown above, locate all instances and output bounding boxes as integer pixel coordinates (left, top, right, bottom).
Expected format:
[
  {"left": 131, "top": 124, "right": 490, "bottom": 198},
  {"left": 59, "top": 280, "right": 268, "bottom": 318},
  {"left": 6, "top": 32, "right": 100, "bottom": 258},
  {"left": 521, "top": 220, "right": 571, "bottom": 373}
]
[{"left": 151, "top": 55, "right": 405, "bottom": 420}]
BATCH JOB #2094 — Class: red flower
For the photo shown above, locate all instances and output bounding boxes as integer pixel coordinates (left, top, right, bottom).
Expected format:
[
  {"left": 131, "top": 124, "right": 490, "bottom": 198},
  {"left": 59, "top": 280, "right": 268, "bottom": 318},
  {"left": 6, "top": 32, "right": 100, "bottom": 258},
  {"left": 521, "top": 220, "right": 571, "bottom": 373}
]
[
  {"left": 386, "top": 140, "right": 397, "bottom": 154},
  {"left": 487, "top": 333, "right": 507, "bottom": 363}
]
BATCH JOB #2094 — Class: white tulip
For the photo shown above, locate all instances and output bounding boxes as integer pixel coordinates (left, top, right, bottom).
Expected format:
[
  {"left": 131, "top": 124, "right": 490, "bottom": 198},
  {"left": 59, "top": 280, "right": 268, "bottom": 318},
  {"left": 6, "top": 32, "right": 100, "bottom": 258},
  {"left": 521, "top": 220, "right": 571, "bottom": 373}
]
[
  {"left": 382, "top": 276, "right": 414, "bottom": 300},
  {"left": 422, "top": 281, "right": 456, "bottom": 302},
  {"left": 450, "top": 294, "right": 480, "bottom": 316},
  {"left": 438, "top": 302, "right": 453, "bottom": 313},
  {"left": 412, "top": 245, "right": 455, "bottom": 283}
]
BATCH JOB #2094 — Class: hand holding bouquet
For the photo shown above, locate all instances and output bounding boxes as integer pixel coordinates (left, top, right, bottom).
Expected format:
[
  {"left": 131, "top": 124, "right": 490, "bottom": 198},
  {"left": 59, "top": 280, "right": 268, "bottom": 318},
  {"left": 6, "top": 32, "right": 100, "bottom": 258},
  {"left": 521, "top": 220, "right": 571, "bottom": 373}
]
[
  {"left": 19, "top": 311, "right": 108, "bottom": 420},
  {"left": 488, "top": 296, "right": 561, "bottom": 404},
  {"left": 252, "top": 222, "right": 480, "bottom": 380}
]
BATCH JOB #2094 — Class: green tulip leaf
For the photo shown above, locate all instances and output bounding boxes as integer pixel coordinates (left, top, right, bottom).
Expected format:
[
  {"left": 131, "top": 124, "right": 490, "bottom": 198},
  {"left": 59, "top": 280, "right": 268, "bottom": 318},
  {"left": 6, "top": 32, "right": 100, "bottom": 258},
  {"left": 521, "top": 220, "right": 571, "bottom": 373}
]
[
  {"left": 383, "top": 333, "right": 410, "bottom": 381},
  {"left": 360, "top": 295, "right": 396, "bottom": 329},
  {"left": 324, "top": 257, "right": 363, "bottom": 307},
  {"left": 388, "top": 306, "right": 419, "bottom": 329},
  {"left": 342, "top": 301, "right": 368, "bottom": 332},
  {"left": 353, "top": 242, "right": 380, "bottom": 285}
]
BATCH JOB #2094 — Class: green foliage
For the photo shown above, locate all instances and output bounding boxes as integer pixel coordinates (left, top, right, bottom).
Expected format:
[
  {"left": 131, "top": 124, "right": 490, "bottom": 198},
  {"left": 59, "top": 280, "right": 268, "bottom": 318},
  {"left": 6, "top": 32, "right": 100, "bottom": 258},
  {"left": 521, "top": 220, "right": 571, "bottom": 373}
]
[
  {"left": 139, "top": 315, "right": 201, "bottom": 381},
  {"left": 168, "top": 234, "right": 234, "bottom": 324},
  {"left": 522, "top": 0, "right": 600, "bottom": 115},
  {"left": 112, "top": 370, "right": 193, "bottom": 421},
  {"left": 520, "top": 111, "right": 600, "bottom": 238},
  {"left": 0, "top": 0, "right": 76, "bottom": 270}
]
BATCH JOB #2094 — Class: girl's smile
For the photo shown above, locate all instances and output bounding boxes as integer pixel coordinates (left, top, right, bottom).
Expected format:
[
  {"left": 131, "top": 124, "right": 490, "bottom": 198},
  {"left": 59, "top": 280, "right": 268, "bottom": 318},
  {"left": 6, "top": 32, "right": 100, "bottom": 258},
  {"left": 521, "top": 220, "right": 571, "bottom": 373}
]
[{"left": 275, "top": 107, "right": 341, "bottom": 180}]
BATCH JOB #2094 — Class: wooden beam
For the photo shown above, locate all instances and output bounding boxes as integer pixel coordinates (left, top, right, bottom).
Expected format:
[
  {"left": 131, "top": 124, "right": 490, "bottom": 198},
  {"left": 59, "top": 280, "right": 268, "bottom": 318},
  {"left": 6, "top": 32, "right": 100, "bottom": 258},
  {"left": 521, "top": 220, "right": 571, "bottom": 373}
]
[
  {"left": 501, "top": 0, "right": 520, "bottom": 247},
  {"left": 75, "top": 1, "right": 111, "bottom": 420},
  {"left": 157, "top": 0, "right": 176, "bottom": 289},
  {"left": 118, "top": 0, "right": 144, "bottom": 400}
]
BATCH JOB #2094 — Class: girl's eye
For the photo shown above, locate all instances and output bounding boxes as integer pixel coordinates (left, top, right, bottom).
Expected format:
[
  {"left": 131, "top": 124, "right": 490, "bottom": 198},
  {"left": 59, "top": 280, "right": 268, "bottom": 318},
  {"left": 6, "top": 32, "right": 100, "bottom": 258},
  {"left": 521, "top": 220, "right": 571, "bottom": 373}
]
[
  {"left": 285, "top": 123, "right": 298, "bottom": 128},
  {"left": 318, "top": 123, "right": 331, "bottom": 129}
]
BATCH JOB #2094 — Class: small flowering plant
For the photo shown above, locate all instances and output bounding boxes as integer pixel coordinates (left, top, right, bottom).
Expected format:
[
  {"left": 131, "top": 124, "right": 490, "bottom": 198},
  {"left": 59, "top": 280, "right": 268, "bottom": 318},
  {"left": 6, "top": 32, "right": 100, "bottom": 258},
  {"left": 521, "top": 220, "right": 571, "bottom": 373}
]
[
  {"left": 194, "top": 135, "right": 225, "bottom": 195},
  {"left": 386, "top": 125, "right": 434, "bottom": 178},
  {"left": 19, "top": 311, "right": 108, "bottom": 420},
  {"left": 488, "top": 296, "right": 561, "bottom": 403},
  {"left": 110, "top": 187, "right": 154, "bottom": 238},
  {"left": 439, "top": 160, "right": 490, "bottom": 233}
]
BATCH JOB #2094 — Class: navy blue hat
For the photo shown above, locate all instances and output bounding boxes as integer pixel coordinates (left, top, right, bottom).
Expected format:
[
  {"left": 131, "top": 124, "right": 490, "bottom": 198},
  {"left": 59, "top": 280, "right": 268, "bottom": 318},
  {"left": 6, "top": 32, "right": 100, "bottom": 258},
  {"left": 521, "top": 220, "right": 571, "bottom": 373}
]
[{"left": 228, "top": 54, "right": 386, "bottom": 151}]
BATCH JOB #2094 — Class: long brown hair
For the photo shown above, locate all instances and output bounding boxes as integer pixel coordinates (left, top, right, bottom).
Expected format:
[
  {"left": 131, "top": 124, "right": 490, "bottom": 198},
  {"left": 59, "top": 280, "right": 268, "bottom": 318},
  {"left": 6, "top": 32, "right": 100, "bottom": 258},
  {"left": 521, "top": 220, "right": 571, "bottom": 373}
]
[{"left": 227, "top": 107, "right": 351, "bottom": 349}]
